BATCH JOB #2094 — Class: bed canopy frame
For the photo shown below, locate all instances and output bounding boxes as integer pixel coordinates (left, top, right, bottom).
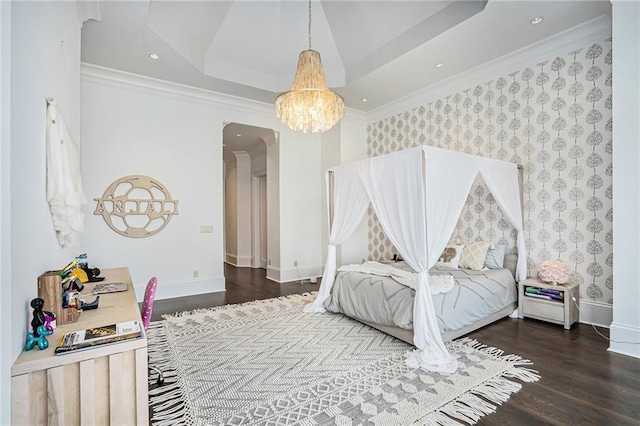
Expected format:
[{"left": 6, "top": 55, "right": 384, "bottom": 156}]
[{"left": 304, "top": 146, "right": 526, "bottom": 374}]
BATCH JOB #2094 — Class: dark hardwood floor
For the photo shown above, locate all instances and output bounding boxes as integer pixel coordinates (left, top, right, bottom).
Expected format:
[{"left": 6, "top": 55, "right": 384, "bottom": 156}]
[
  {"left": 150, "top": 264, "right": 318, "bottom": 321},
  {"left": 150, "top": 264, "right": 640, "bottom": 425}
]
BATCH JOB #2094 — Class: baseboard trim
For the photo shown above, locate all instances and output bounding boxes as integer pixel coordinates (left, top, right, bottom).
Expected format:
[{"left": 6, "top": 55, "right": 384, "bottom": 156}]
[
  {"left": 609, "top": 322, "right": 640, "bottom": 359},
  {"left": 226, "top": 254, "right": 253, "bottom": 267},
  {"left": 266, "top": 266, "right": 280, "bottom": 283},
  {"left": 236, "top": 256, "right": 253, "bottom": 267},
  {"left": 134, "top": 276, "right": 225, "bottom": 302},
  {"left": 266, "top": 264, "right": 322, "bottom": 283},
  {"left": 578, "top": 299, "right": 613, "bottom": 328}
]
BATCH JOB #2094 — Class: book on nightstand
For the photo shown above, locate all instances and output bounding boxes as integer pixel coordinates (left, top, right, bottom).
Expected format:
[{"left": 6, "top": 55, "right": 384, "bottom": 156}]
[{"left": 54, "top": 320, "right": 142, "bottom": 354}]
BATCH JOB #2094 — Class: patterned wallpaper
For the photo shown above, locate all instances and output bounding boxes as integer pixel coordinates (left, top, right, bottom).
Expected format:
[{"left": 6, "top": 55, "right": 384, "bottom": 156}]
[{"left": 366, "top": 39, "right": 613, "bottom": 304}]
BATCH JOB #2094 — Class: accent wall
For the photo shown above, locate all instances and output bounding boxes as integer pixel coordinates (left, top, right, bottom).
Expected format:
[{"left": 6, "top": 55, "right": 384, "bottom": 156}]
[{"left": 366, "top": 36, "right": 613, "bottom": 322}]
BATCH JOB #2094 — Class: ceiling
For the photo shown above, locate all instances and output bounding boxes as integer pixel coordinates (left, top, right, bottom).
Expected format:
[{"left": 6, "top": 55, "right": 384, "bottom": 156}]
[{"left": 80, "top": 0, "right": 611, "bottom": 154}]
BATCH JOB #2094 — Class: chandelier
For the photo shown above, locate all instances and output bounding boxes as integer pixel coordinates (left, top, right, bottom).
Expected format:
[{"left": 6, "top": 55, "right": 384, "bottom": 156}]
[{"left": 275, "top": 0, "right": 345, "bottom": 133}]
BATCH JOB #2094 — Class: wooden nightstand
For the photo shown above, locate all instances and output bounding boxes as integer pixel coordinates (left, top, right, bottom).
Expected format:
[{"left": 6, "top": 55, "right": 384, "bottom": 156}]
[{"left": 518, "top": 277, "right": 579, "bottom": 329}]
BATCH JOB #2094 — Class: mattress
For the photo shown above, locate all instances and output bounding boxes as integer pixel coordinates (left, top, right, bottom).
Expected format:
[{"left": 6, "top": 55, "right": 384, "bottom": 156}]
[{"left": 323, "top": 262, "right": 517, "bottom": 335}]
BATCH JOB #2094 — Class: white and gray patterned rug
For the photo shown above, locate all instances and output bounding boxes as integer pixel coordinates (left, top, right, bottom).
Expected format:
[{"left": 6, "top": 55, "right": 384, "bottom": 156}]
[{"left": 148, "top": 293, "right": 539, "bottom": 425}]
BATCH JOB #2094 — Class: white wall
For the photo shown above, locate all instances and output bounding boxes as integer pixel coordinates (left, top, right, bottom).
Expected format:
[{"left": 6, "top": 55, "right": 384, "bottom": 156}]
[
  {"left": 251, "top": 150, "right": 266, "bottom": 176},
  {"left": 317, "top": 111, "right": 369, "bottom": 269},
  {"left": 81, "top": 65, "right": 332, "bottom": 294},
  {"left": 338, "top": 114, "right": 369, "bottom": 265},
  {"left": 6, "top": 2, "right": 83, "bottom": 421},
  {"left": 275, "top": 129, "right": 324, "bottom": 282},
  {"left": 81, "top": 75, "right": 226, "bottom": 299},
  {"left": 225, "top": 160, "right": 238, "bottom": 262},
  {"left": 0, "top": 2, "right": 11, "bottom": 422},
  {"left": 610, "top": 1, "right": 640, "bottom": 359},
  {"left": 320, "top": 124, "right": 340, "bottom": 267},
  {"left": 265, "top": 133, "right": 281, "bottom": 279},
  {"left": 234, "top": 151, "right": 252, "bottom": 266}
]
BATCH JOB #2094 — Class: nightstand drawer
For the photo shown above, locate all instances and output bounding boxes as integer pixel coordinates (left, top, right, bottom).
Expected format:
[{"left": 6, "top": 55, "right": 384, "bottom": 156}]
[{"left": 522, "top": 297, "right": 564, "bottom": 322}]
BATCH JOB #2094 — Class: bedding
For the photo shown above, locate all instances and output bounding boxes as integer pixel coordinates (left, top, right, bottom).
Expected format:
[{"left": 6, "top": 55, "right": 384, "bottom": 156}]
[
  {"left": 337, "top": 261, "right": 454, "bottom": 293},
  {"left": 324, "top": 261, "right": 517, "bottom": 336}
]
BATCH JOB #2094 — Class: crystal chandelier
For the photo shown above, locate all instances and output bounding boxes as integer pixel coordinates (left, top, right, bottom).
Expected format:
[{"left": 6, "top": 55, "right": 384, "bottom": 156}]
[{"left": 275, "top": 0, "right": 345, "bottom": 133}]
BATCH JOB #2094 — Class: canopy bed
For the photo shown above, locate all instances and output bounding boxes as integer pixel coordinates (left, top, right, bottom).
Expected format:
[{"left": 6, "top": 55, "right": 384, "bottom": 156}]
[{"left": 304, "top": 146, "right": 526, "bottom": 374}]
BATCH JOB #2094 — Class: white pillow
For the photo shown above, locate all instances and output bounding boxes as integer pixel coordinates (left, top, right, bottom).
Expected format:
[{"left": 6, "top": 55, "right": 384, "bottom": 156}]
[
  {"left": 436, "top": 245, "right": 464, "bottom": 269},
  {"left": 459, "top": 241, "right": 491, "bottom": 270}
]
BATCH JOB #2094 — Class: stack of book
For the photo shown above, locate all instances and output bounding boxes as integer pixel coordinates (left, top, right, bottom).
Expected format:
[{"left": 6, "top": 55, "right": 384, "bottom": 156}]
[
  {"left": 54, "top": 320, "right": 142, "bottom": 354},
  {"left": 524, "top": 286, "right": 564, "bottom": 302}
]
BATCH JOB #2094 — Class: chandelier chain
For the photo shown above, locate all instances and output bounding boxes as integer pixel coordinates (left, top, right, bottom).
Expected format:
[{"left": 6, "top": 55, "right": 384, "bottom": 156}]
[{"left": 308, "top": 0, "right": 312, "bottom": 50}]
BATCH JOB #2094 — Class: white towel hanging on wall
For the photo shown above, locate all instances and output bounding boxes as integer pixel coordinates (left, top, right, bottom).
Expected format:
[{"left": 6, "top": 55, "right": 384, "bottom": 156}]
[{"left": 46, "top": 97, "right": 86, "bottom": 247}]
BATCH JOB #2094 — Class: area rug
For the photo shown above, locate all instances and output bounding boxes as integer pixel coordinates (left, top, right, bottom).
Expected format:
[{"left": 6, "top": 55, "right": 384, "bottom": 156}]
[{"left": 147, "top": 293, "right": 539, "bottom": 425}]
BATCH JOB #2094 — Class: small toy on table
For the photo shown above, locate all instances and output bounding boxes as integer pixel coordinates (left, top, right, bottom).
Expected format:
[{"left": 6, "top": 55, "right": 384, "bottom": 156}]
[
  {"left": 29, "top": 298, "right": 46, "bottom": 337},
  {"left": 26, "top": 298, "right": 54, "bottom": 351},
  {"left": 44, "top": 311, "right": 56, "bottom": 332},
  {"left": 25, "top": 325, "right": 53, "bottom": 351}
]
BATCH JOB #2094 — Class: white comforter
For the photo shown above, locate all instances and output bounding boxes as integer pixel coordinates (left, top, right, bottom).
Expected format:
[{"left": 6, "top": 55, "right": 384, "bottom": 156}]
[{"left": 337, "top": 261, "right": 454, "bottom": 294}]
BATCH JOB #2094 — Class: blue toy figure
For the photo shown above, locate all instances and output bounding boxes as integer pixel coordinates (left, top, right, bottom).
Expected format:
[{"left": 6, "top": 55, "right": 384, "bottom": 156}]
[{"left": 25, "top": 325, "right": 53, "bottom": 351}]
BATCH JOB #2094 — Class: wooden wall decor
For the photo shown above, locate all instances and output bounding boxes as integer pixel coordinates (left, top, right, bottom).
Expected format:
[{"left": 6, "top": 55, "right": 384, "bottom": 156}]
[{"left": 94, "top": 175, "right": 179, "bottom": 238}]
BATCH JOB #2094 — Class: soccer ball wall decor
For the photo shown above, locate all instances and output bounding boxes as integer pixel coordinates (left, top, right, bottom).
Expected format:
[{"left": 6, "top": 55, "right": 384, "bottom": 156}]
[{"left": 94, "top": 175, "right": 179, "bottom": 238}]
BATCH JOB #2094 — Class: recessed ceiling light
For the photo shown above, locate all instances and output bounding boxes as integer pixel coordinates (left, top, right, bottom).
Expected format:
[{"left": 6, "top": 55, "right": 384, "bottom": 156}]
[
  {"left": 361, "top": 98, "right": 368, "bottom": 102},
  {"left": 149, "top": 53, "right": 159, "bottom": 60},
  {"left": 236, "top": 133, "right": 242, "bottom": 137},
  {"left": 435, "top": 63, "right": 444, "bottom": 68},
  {"left": 530, "top": 16, "right": 543, "bottom": 25}
]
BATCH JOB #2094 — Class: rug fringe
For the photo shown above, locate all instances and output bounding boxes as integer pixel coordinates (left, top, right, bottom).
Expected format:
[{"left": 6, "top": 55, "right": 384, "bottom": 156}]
[
  {"left": 455, "top": 337, "right": 537, "bottom": 366},
  {"left": 422, "top": 411, "right": 468, "bottom": 425},
  {"left": 161, "top": 291, "right": 317, "bottom": 319},
  {"left": 502, "top": 366, "right": 541, "bottom": 383},
  {"left": 414, "top": 338, "right": 541, "bottom": 425},
  {"left": 147, "top": 321, "right": 190, "bottom": 425}
]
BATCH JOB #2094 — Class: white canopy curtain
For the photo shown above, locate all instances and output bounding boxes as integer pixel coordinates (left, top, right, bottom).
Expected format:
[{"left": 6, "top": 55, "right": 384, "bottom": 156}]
[
  {"left": 306, "top": 146, "right": 525, "bottom": 373},
  {"left": 304, "top": 165, "right": 370, "bottom": 314}
]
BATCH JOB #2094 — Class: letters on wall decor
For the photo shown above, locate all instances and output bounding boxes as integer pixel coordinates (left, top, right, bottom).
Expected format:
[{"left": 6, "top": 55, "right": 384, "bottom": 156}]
[{"left": 94, "top": 175, "right": 179, "bottom": 238}]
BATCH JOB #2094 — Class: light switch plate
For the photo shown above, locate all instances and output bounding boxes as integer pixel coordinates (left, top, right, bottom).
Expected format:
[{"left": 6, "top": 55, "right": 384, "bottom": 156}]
[{"left": 200, "top": 225, "right": 214, "bottom": 233}]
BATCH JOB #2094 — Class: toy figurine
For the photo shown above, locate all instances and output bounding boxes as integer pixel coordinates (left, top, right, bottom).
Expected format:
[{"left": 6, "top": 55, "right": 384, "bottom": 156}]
[
  {"left": 81, "top": 296, "right": 100, "bottom": 311},
  {"left": 44, "top": 311, "right": 56, "bottom": 332},
  {"left": 30, "top": 298, "right": 46, "bottom": 337},
  {"left": 25, "top": 325, "right": 53, "bottom": 351},
  {"left": 69, "top": 277, "right": 84, "bottom": 292}
]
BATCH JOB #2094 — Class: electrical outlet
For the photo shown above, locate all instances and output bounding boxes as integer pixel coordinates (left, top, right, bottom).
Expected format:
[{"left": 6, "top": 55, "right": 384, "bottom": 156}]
[
  {"left": 294, "top": 260, "right": 298, "bottom": 267},
  {"left": 193, "top": 269, "right": 199, "bottom": 278},
  {"left": 200, "top": 225, "right": 213, "bottom": 233}
]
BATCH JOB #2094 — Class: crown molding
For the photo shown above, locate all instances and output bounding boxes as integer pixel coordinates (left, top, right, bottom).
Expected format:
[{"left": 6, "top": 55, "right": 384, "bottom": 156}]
[
  {"left": 367, "top": 15, "right": 612, "bottom": 123},
  {"left": 82, "top": 63, "right": 367, "bottom": 132},
  {"left": 76, "top": 0, "right": 101, "bottom": 25},
  {"left": 232, "top": 151, "right": 251, "bottom": 162},
  {"left": 82, "top": 63, "right": 278, "bottom": 119},
  {"left": 343, "top": 108, "right": 367, "bottom": 125}
]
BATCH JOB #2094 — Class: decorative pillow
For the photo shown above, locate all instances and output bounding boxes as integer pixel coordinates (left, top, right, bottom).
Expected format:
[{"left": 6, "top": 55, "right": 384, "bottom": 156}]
[
  {"left": 484, "top": 245, "right": 508, "bottom": 269},
  {"left": 436, "top": 245, "right": 464, "bottom": 269},
  {"left": 459, "top": 241, "right": 491, "bottom": 270}
]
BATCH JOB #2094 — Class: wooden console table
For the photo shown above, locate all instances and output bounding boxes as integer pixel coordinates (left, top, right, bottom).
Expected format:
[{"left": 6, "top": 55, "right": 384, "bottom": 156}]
[{"left": 11, "top": 267, "right": 148, "bottom": 425}]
